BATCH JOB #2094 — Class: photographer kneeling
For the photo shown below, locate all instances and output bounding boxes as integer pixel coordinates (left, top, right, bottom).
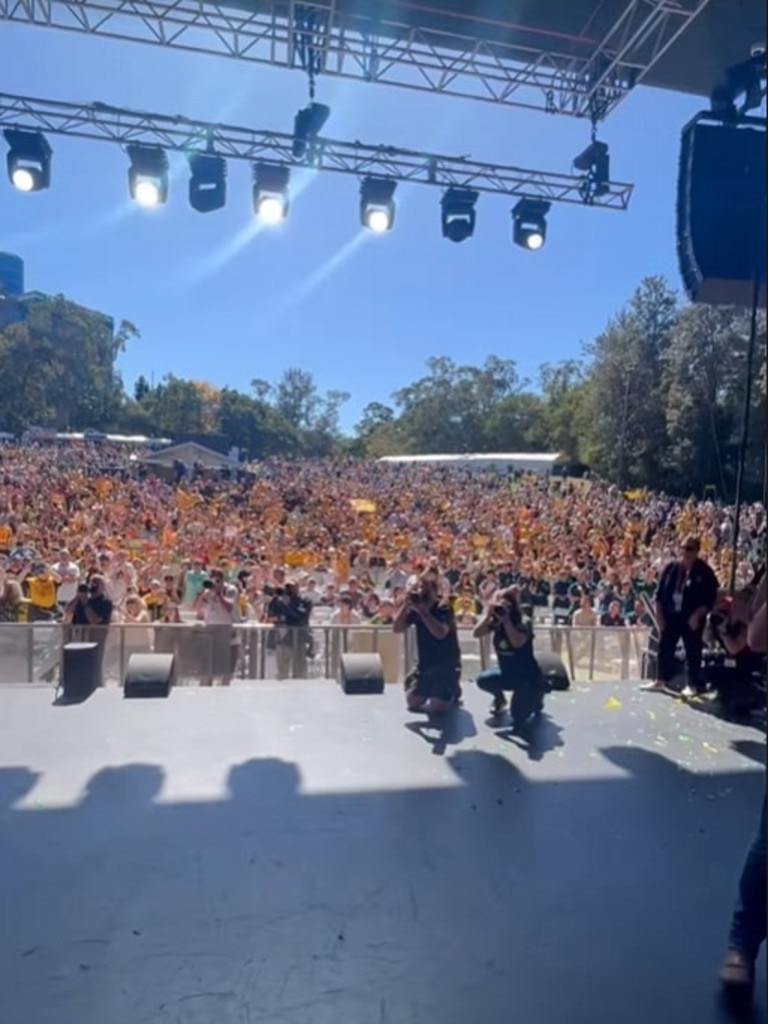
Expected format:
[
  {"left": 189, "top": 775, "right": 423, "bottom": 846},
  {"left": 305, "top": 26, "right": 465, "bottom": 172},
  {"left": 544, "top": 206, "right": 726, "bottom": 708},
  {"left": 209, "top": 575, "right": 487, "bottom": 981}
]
[
  {"left": 394, "top": 574, "right": 462, "bottom": 713},
  {"left": 473, "top": 589, "right": 546, "bottom": 726}
]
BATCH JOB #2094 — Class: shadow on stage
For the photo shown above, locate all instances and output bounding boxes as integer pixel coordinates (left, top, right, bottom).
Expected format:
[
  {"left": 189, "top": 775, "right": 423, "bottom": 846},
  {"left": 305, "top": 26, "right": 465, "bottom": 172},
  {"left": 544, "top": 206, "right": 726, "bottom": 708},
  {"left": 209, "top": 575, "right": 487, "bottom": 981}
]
[{"left": 0, "top": 743, "right": 764, "bottom": 1024}]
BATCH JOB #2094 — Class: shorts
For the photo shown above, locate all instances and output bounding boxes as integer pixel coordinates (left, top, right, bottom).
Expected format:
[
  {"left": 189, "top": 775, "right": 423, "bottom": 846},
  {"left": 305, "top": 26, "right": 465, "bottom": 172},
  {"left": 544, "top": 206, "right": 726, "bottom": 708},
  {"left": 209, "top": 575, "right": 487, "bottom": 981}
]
[{"left": 405, "top": 663, "right": 462, "bottom": 703}]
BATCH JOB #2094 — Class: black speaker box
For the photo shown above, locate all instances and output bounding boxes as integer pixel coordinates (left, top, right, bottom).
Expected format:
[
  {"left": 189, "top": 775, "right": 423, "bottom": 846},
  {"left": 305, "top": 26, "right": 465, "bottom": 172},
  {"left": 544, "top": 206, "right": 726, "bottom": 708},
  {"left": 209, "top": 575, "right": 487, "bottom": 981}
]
[
  {"left": 537, "top": 651, "right": 570, "bottom": 692},
  {"left": 339, "top": 652, "right": 385, "bottom": 695},
  {"left": 124, "top": 653, "right": 175, "bottom": 699},
  {"left": 60, "top": 642, "right": 101, "bottom": 702},
  {"left": 677, "top": 116, "right": 766, "bottom": 308}
]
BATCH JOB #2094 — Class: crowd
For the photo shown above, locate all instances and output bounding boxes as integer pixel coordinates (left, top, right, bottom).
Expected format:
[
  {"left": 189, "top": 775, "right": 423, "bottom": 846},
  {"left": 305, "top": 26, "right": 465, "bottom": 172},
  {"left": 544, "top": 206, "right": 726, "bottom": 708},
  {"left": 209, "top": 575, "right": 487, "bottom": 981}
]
[
  {"left": 2, "top": 439, "right": 763, "bottom": 999},
  {"left": 0, "top": 441, "right": 764, "bottom": 631}
]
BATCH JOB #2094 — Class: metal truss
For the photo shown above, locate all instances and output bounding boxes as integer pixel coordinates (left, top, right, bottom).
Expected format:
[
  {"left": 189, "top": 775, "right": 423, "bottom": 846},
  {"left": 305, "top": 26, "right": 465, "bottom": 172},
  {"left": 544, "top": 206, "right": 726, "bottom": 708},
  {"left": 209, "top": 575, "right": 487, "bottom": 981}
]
[
  {"left": 0, "top": 91, "right": 634, "bottom": 209},
  {"left": 0, "top": 0, "right": 713, "bottom": 119}
]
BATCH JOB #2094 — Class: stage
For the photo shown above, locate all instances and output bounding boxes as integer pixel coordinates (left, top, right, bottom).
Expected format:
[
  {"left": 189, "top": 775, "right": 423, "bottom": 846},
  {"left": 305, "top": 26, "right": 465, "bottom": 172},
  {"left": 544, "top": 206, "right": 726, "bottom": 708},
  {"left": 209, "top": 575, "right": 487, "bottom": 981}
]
[{"left": 0, "top": 680, "right": 764, "bottom": 1024}]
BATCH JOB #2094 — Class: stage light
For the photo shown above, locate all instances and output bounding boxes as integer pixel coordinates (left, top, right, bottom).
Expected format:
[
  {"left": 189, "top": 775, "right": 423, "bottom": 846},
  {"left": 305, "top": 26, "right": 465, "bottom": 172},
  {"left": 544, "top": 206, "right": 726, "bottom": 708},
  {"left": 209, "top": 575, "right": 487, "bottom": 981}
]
[
  {"left": 573, "top": 140, "right": 610, "bottom": 197},
  {"left": 188, "top": 152, "right": 226, "bottom": 213},
  {"left": 253, "top": 163, "right": 290, "bottom": 224},
  {"left": 3, "top": 130, "right": 52, "bottom": 192},
  {"left": 360, "top": 177, "right": 396, "bottom": 233},
  {"left": 441, "top": 188, "right": 478, "bottom": 242},
  {"left": 127, "top": 144, "right": 169, "bottom": 207},
  {"left": 293, "top": 102, "right": 331, "bottom": 160},
  {"left": 512, "top": 197, "right": 550, "bottom": 250}
]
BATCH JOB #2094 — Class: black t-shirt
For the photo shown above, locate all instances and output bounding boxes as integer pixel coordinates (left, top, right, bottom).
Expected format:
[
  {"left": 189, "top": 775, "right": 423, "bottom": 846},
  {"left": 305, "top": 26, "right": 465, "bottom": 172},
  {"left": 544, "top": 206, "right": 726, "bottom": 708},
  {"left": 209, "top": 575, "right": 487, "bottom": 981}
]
[
  {"left": 493, "top": 615, "right": 539, "bottom": 681},
  {"left": 552, "top": 578, "right": 572, "bottom": 600},
  {"left": 267, "top": 596, "right": 311, "bottom": 627},
  {"left": 407, "top": 601, "right": 461, "bottom": 668},
  {"left": 656, "top": 558, "right": 718, "bottom": 619},
  {"left": 89, "top": 594, "right": 113, "bottom": 625},
  {"left": 72, "top": 594, "right": 113, "bottom": 626}
]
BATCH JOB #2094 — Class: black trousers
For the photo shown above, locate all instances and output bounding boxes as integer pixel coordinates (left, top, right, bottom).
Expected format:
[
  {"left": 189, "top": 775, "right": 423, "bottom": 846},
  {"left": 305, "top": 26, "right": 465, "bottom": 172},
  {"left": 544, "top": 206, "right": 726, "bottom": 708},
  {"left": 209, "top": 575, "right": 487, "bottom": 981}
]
[
  {"left": 728, "top": 790, "right": 766, "bottom": 963},
  {"left": 657, "top": 615, "right": 704, "bottom": 688}
]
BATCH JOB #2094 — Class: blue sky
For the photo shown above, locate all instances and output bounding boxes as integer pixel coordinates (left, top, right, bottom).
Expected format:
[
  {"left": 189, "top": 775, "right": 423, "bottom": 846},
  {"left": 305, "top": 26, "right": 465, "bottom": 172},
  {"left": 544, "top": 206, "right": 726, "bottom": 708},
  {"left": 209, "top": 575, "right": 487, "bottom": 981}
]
[{"left": 0, "top": 22, "right": 706, "bottom": 429}]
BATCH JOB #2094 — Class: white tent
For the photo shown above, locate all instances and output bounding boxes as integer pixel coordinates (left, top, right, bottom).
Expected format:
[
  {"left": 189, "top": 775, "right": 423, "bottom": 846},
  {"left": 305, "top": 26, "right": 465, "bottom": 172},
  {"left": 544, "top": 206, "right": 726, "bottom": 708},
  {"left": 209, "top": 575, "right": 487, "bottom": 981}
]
[{"left": 143, "top": 441, "right": 236, "bottom": 470}]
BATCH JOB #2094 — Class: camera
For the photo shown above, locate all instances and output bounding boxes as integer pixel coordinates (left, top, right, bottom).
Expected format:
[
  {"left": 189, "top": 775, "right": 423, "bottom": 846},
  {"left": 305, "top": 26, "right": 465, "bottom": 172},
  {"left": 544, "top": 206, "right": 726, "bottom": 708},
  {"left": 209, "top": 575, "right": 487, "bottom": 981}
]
[
  {"left": 202, "top": 579, "right": 214, "bottom": 590},
  {"left": 409, "top": 589, "right": 423, "bottom": 604},
  {"left": 77, "top": 583, "right": 89, "bottom": 596},
  {"left": 709, "top": 610, "right": 727, "bottom": 631}
]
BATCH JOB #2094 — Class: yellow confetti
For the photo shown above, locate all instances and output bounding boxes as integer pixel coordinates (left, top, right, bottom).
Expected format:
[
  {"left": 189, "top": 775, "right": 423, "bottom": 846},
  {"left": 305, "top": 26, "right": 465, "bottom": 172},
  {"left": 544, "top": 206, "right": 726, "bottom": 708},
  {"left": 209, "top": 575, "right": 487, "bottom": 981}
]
[
  {"left": 646, "top": 710, "right": 656, "bottom": 720},
  {"left": 702, "top": 742, "right": 719, "bottom": 753},
  {"left": 603, "top": 697, "right": 622, "bottom": 710}
]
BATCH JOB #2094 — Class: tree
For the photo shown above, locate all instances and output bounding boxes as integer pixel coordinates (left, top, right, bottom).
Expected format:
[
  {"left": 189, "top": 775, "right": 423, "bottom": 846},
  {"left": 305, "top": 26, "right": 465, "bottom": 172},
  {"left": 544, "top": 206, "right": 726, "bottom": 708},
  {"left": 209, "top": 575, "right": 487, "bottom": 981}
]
[
  {"left": 304, "top": 389, "right": 351, "bottom": 455},
  {"left": 537, "top": 360, "right": 588, "bottom": 459},
  {"left": 662, "top": 304, "right": 766, "bottom": 499},
  {"left": 0, "top": 295, "right": 136, "bottom": 432},
  {"left": 580, "top": 276, "right": 678, "bottom": 487},
  {"left": 134, "top": 375, "right": 151, "bottom": 403},
  {"left": 391, "top": 355, "right": 522, "bottom": 453},
  {"left": 275, "top": 367, "right": 319, "bottom": 430},
  {"left": 218, "top": 388, "right": 300, "bottom": 458},
  {"left": 139, "top": 375, "right": 207, "bottom": 436},
  {"left": 356, "top": 401, "right": 395, "bottom": 437}
]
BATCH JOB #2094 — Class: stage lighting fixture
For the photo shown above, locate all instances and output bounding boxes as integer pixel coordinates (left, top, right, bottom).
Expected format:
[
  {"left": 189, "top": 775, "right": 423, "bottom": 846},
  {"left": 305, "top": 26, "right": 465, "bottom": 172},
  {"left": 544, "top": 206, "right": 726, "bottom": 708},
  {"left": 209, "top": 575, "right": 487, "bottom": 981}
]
[
  {"left": 253, "top": 163, "right": 290, "bottom": 224},
  {"left": 4, "top": 129, "right": 52, "bottom": 192},
  {"left": 127, "top": 144, "right": 169, "bottom": 207},
  {"left": 360, "top": 177, "right": 397, "bottom": 233},
  {"left": 573, "top": 140, "right": 610, "bottom": 196},
  {"left": 188, "top": 152, "right": 226, "bottom": 213},
  {"left": 441, "top": 188, "right": 478, "bottom": 242},
  {"left": 292, "top": 102, "right": 331, "bottom": 160},
  {"left": 511, "top": 198, "right": 550, "bottom": 250}
]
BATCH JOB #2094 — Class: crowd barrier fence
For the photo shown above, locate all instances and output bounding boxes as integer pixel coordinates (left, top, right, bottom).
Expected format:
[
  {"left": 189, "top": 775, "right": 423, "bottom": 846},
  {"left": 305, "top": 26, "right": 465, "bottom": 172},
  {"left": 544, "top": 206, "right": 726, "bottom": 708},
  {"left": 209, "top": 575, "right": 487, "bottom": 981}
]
[{"left": 0, "top": 622, "right": 652, "bottom": 687}]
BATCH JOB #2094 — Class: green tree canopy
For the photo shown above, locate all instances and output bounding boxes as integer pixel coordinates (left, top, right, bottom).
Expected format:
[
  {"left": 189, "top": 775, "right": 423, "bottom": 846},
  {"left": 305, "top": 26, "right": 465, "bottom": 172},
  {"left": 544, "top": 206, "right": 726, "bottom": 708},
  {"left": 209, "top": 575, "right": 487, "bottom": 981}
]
[{"left": 0, "top": 278, "right": 763, "bottom": 499}]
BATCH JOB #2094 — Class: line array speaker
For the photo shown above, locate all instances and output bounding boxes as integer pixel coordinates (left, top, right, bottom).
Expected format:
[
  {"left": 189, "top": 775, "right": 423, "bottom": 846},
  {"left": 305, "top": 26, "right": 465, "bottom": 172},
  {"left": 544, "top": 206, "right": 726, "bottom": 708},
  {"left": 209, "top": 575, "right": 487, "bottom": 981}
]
[{"left": 677, "top": 116, "right": 766, "bottom": 308}]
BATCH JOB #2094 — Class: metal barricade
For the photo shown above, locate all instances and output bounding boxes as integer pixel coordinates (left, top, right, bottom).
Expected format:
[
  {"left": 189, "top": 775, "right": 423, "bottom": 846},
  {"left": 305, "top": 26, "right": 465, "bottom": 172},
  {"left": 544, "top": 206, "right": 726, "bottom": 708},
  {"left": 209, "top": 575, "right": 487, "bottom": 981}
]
[{"left": 0, "top": 622, "right": 652, "bottom": 685}]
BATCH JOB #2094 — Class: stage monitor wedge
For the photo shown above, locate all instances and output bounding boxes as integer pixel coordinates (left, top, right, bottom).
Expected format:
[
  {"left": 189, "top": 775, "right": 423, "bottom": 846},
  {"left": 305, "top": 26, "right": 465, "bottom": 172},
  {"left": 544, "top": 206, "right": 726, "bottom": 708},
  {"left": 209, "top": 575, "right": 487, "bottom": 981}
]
[
  {"left": 339, "top": 653, "right": 385, "bottom": 695},
  {"left": 677, "top": 114, "right": 766, "bottom": 308},
  {"left": 124, "top": 653, "right": 175, "bottom": 699}
]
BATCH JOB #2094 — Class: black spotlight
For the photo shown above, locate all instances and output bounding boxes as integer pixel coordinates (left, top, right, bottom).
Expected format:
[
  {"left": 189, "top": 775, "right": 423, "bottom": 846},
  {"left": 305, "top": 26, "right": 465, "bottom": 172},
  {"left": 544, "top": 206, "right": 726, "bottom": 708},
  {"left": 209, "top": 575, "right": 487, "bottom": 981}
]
[
  {"left": 4, "top": 129, "right": 52, "bottom": 192},
  {"left": 512, "top": 197, "right": 550, "bottom": 251},
  {"left": 293, "top": 102, "right": 331, "bottom": 160},
  {"left": 360, "top": 177, "right": 397, "bottom": 233},
  {"left": 188, "top": 152, "right": 226, "bottom": 213},
  {"left": 573, "top": 140, "right": 610, "bottom": 197},
  {"left": 253, "top": 163, "right": 291, "bottom": 224},
  {"left": 127, "top": 144, "right": 169, "bottom": 208},
  {"left": 441, "top": 188, "right": 478, "bottom": 243}
]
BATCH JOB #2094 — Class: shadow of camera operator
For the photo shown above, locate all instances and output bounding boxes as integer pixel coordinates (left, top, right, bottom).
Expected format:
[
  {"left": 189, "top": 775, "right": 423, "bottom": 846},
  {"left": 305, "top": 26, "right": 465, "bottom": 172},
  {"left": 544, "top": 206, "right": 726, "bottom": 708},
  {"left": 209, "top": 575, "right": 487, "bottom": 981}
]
[
  {"left": 404, "top": 706, "right": 477, "bottom": 756},
  {"left": 494, "top": 712, "right": 565, "bottom": 762},
  {"left": 0, "top": 766, "right": 40, "bottom": 812}
]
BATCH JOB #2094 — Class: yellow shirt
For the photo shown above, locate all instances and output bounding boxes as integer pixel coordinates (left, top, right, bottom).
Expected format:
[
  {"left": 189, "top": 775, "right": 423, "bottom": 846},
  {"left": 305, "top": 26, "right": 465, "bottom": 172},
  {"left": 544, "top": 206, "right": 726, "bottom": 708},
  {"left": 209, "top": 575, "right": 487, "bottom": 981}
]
[{"left": 27, "top": 576, "right": 58, "bottom": 609}]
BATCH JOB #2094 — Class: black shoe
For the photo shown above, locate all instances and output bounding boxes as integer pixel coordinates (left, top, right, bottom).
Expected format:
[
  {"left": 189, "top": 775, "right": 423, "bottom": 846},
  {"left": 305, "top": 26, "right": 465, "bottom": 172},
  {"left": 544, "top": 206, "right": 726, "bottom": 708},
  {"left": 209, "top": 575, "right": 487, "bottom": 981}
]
[{"left": 491, "top": 695, "right": 507, "bottom": 715}]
